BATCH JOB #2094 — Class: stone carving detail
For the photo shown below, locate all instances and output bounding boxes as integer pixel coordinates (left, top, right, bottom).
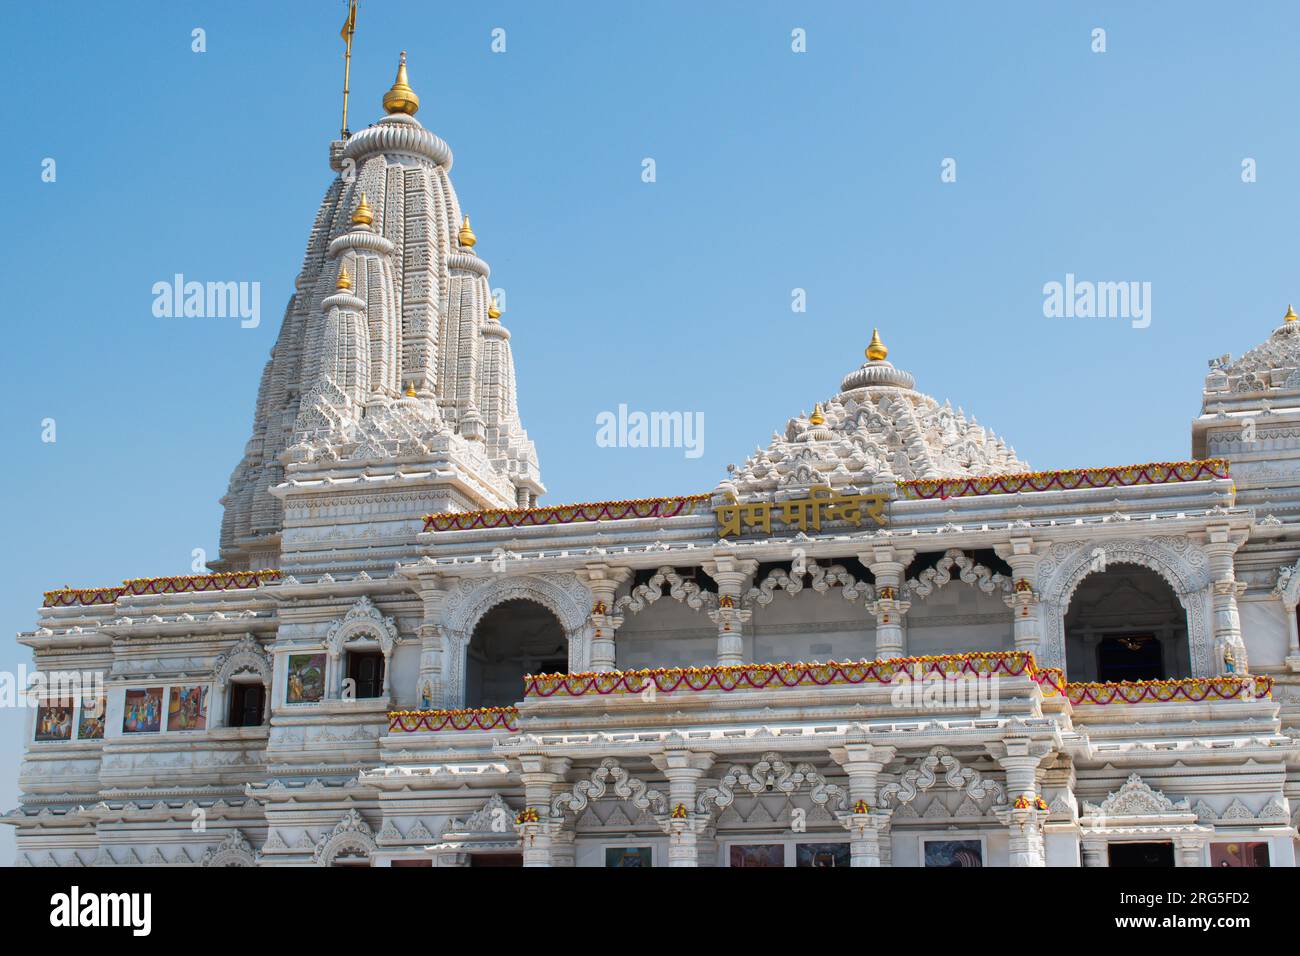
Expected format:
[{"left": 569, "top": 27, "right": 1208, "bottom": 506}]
[
  {"left": 696, "top": 752, "right": 848, "bottom": 814},
  {"left": 716, "top": 344, "right": 1026, "bottom": 497},
  {"left": 744, "top": 561, "right": 873, "bottom": 607},
  {"left": 1036, "top": 537, "right": 1213, "bottom": 673},
  {"left": 325, "top": 595, "right": 399, "bottom": 658},
  {"left": 443, "top": 572, "right": 591, "bottom": 636},
  {"left": 616, "top": 567, "right": 717, "bottom": 615},
  {"left": 877, "top": 747, "right": 1007, "bottom": 809},
  {"left": 551, "top": 759, "right": 668, "bottom": 819},
  {"left": 1273, "top": 559, "right": 1300, "bottom": 605},
  {"left": 201, "top": 829, "right": 256, "bottom": 867},
  {"left": 906, "top": 549, "right": 1011, "bottom": 599},
  {"left": 312, "top": 809, "right": 377, "bottom": 865},
  {"left": 1080, "top": 774, "right": 1189, "bottom": 817},
  {"left": 213, "top": 634, "right": 273, "bottom": 685}
]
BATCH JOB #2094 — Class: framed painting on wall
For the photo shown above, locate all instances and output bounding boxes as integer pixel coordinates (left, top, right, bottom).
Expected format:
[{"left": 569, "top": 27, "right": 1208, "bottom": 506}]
[
  {"left": 34, "top": 701, "right": 74, "bottom": 741},
  {"left": 167, "top": 685, "right": 209, "bottom": 731},
  {"left": 1210, "top": 842, "right": 1270, "bottom": 867},
  {"left": 122, "top": 688, "right": 164, "bottom": 734},
  {"left": 286, "top": 654, "right": 326, "bottom": 704},
  {"left": 605, "top": 846, "right": 653, "bottom": 867},
  {"left": 923, "top": 839, "right": 983, "bottom": 867},
  {"left": 729, "top": 844, "right": 785, "bottom": 868}
]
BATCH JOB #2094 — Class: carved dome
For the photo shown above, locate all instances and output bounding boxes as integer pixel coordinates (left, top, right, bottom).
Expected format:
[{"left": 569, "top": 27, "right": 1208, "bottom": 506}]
[{"left": 717, "top": 331, "right": 1028, "bottom": 498}]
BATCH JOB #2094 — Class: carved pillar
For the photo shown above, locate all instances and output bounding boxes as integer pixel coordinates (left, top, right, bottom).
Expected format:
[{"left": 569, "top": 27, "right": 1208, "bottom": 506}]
[
  {"left": 577, "top": 564, "right": 632, "bottom": 672},
  {"left": 440, "top": 627, "right": 470, "bottom": 709},
  {"left": 1176, "top": 835, "right": 1207, "bottom": 867},
  {"left": 1284, "top": 596, "right": 1300, "bottom": 664},
  {"left": 413, "top": 576, "right": 453, "bottom": 708},
  {"left": 703, "top": 557, "right": 757, "bottom": 666},
  {"left": 996, "top": 537, "right": 1041, "bottom": 657},
  {"left": 862, "top": 547, "right": 914, "bottom": 660},
  {"left": 830, "top": 742, "right": 896, "bottom": 867},
  {"left": 989, "top": 737, "right": 1053, "bottom": 867},
  {"left": 1204, "top": 524, "right": 1249, "bottom": 675},
  {"left": 1081, "top": 838, "right": 1107, "bottom": 867},
  {"left": 653, "top": 750, "right": 715, "bottom": 867},
  {"left": 515, "top": 754, "right": 571, "bottom": 868}
]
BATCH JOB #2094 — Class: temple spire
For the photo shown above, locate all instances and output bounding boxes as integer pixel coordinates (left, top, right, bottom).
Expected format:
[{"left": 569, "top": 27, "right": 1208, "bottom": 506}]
[
  {"left": 866, "top": 328, "right": 888, "bottom": 362},
  {"left": 383, "top": 51, "right": 420, "bottom": 115}
]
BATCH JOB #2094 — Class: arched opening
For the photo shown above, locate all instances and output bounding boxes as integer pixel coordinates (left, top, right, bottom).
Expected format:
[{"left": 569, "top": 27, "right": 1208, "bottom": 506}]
[
  {"left": 1063, "top": 565, "right": 1188, "bottom": 682},
  {"left": 465, "top": 598, "right": 567, "bottom": 707}
]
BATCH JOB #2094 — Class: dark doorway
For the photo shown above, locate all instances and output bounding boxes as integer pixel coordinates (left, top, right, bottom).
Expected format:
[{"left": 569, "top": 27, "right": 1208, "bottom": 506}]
[
  {"left": 346, "top": 650, "right": 385, "bottom": 699},
  {"left": 1109, "top": 842, "right": 1175, "bottom": 867},
  {"left": 1097, "top": 634, "right": 1164, "bottom": 682},
  {"left": 470, "top": 853, "right": 523, "bottom": 867},
  {"left": 465, "top": 599, "right": 567, "bottom": 707},
  {"left": 228, "top": 682, "right": 265, "bottom": 727}
]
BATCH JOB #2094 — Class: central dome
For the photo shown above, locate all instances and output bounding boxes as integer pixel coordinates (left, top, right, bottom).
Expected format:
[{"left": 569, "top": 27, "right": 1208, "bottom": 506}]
[{"left": 717, "top": 330, "right": 1027, "bottom": 498}]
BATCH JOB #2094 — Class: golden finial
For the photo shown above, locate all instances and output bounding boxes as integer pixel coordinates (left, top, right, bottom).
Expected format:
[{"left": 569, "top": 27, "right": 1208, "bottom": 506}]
[
  {"left": 809, "top": 403, "right": 825, "bottom": 426},
  {"left": 336, "top": 264, "right": 352, "bottom": 290},
  {"left": 1285, "top": 304, "right": 1297, "bottom": 323},
  {"left": 866, "top": 328, "right": 888, "bottom": 362},
  {"left": 351, "top": 193, "right": 373, "bottom": 226},
  {"left": 488, "top": 297, "right": 502, "bottom": 320},
  {"left": 383, "top": 51, "right": 420, "bottom": 115},
  {"left": 459, "top": 215, "right": 477, "bottom": 248},
  {"left": 405, "top": 380, "right": 418, "bottom": 398}
]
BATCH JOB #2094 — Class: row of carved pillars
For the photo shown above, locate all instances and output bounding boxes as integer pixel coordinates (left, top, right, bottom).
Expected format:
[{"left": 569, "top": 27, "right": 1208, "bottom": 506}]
[
  {"left": 404, "top": 528, "right": 1249, "bottom": 708},
  {"left": 511, "top": 739, "right": 1055, "bottom": 868}
]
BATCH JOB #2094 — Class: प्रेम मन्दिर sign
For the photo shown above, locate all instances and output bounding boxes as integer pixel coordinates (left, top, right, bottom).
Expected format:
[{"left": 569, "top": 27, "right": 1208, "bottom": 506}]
[{"left": 714, "top": 485, "right": 889, "bottom": 537}]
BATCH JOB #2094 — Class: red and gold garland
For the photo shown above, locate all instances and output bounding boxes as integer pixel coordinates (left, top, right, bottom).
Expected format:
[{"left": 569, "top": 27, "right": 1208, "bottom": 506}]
[
  {"left": 43, "top": 570, "right": 282, "bottom": 608},
  {"left": 387, "top": 706, "right": 519, "bottom": 733},
  {"left": 897, "top": 459, "right": 1229, "bottom": 502},
  {"left": 523, "top": 651, "right": 1036, "bottom": 698},
  {"left": 423, "top": 494, "right": 711, "bottom": 533},
  {"left": 384, "top": 654, "right": 1274, "bottom": 733}
]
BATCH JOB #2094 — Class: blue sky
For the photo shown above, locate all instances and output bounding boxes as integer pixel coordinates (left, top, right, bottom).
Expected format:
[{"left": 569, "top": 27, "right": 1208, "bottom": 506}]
[{"left": 1, "top": 0, "right": 1297, "bottom": 861}]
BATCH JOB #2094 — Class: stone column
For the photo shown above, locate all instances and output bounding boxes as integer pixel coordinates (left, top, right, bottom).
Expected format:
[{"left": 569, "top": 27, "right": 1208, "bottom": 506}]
[
  {"left": 989, "top": 737, "right": 1053, "bottom": 867},
  {"left": 394, "top": 565, "right": 458, "bottom": 708},
  {"left": 1081, "top": 837, "right": 1107, "bottom": 867},
  {"left": 1204, "top": 523, "right": 1249, "bottom": 675},
  {"left": 653, "top": 750, "right": 715, "bottom": 867},
  {"left": 577, "top": 564, "right": 632, "bottom": 672},
  {"left": 996, "top": 537, "right": 1041, "bottom": 658},
  {"left": 515, "top": 754, "right": 571, "bottom": 868},
  {"left": 830, "top": 742, "right": 896, "bottom": 866},
  {"left": 1281, "top": 595, "right": 1300, "bottom": 671},
  {"left": 703, "top": 556, "right": 757, "bottom": 666},
  {"left": 1176, "top": 835, "right": 1207, "bottom": 867},
  {"left": 861, "top": 547, "right": 914, "bottom": 660}
]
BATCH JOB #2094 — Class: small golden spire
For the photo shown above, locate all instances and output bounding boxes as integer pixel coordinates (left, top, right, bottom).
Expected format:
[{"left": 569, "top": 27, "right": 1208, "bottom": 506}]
[
  {"left": 809, "top": 403, "right": 825, "bottom": 426},
  {"left": 488, "top": 297, "right": 502, "bottom": 320},
  {"left": 866, "top": 328, "right": 888, "bottom": 362},
  {"left": 459, "top": 215, "right": 477, "bottom": 249},
  {"left": 1285, "top": 304, "right": 1298, "bottom": 323},
  {"left": 336, "top": 264, "right": 352, "bottom": 290},
  {"left": 351, "top": 193, "right": 373, "bottom": 226},
  {"left": 383, "top": 51, "right": 420, "bottom": 115},
  {"left": 405, "top": 380, "right": 418, "bottom": 397}
]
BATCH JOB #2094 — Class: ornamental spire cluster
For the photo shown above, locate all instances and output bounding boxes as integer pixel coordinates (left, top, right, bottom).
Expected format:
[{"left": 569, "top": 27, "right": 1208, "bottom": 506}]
[{"left": 217, "top": 54, "right": 544, "bottom": 570}]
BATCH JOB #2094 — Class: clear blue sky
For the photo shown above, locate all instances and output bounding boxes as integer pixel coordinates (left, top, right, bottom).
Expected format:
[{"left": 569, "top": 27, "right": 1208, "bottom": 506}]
[{"left": 2, "top": 0, "right": 1297, "bottom": 861}]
